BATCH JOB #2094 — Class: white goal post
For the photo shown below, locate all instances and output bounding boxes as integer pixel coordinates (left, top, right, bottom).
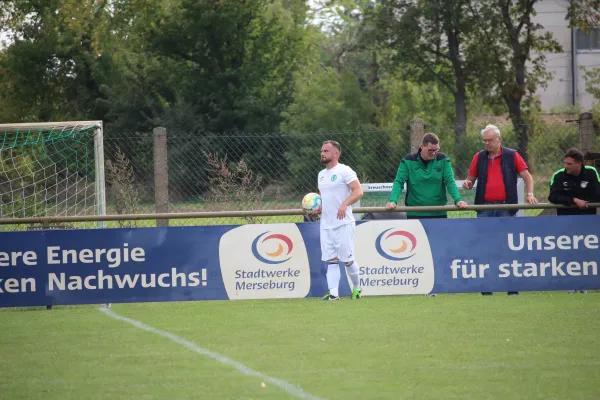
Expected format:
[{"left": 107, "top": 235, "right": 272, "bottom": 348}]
[{"left": 0, "top": 121, "right": 106, "bottom": 228}]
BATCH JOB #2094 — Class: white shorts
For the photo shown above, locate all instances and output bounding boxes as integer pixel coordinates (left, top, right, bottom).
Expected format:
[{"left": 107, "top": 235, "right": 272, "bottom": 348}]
[{"left": 320, "top": 222, "right": 355, "bottom": 263}]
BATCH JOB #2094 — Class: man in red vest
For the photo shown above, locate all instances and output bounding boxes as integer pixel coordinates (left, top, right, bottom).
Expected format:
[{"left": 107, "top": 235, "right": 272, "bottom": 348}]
[{"left": 463, "top": 124, "right": 538, "bottom": 296}]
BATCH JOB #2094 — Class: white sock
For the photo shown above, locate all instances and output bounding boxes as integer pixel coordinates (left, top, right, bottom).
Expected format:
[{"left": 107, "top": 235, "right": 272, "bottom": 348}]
[
  {"left": 327, "top": 263, "right": 341, "bottom": 297},
  {"left": 345, "top": 261, "right": 361, "bottom": 290}
]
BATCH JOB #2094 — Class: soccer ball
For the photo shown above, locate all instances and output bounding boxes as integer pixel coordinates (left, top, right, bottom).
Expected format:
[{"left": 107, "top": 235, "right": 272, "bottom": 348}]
[{"left": 302, "top": 192, "right": 322, "bottom": 213}]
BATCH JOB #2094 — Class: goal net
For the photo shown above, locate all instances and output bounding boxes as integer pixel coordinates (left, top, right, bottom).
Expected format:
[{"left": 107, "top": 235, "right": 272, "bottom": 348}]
[{"left": 0, "top": 121, "right": 106, "bottom": 227}]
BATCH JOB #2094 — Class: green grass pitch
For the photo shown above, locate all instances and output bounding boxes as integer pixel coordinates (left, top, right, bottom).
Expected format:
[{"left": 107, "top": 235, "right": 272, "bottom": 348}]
[{"left": 1, "top": 292, "right": 598, "bottom": 399}]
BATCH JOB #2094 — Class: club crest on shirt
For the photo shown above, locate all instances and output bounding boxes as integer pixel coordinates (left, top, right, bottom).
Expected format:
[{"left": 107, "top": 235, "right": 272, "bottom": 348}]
[
  {"left": 331, "top": 175, "right": 337, "bottom": 182},
  {"left": 581, "top": 181, "right": 588, "bottom": 188}
]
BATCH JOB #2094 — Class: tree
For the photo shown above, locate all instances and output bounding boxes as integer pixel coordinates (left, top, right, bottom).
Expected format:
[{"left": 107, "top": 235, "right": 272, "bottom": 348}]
[
  {"left": 0, "top": 0, "right": 111, "bottom": 123},
  {"left": 0, "top": 0, "right": 313, "bottom": 200},
  {"left": 368, "top": 0, "right": 493, "bottom": 174},
  {"left": 581, "top": 68, "right": 600, "bottom": 101},
  {"left": 566, "top": 0, "right": 600, "bottom": 33},
  {"left": 281, "top": 23, "right": 455, "bottom": 188},
  {"left": 132, "top": 0, "right": 310, "bottom": 134},
  {"left": 97, "top": 0, "right": 313, "bottom": 197},
  {"left": 281, "top": 46, "right": 380, "bottom": 190},
  {"left": 567, "top": 0, "right": 600, "bottom": 106},
  {"left": 465, "top": 0, "right": 563, "bottom": 163}
]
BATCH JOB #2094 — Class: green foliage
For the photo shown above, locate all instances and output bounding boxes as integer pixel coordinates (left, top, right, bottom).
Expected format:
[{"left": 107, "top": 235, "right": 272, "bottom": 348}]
[
  {"left": 104, "top": 0, "right": 311, "bottom": 198},
  {"left": 282, "top": 67, "right": 376, "bottom": 132},
  {"left": 0, "top": 0, "right": 111, "bottom": 123},
  {"left": 591, "top": 103, "right": 600, "bottom": 132},
  {"left": 566, "top": 0, "right": 600, "bottom": 33},
  {"left": 378, "top": 78, "right": 454, "bottom": 129},
  {"left": 1, "top": 0, "right": 596, "bottom": 207},
  {"left": 367, "top": 0, "right": 478, "bottom": 93},
  {"left": 581, "top": 67, "right": 600, "bottom": 102},
  {"left": 281, "top": 58, "right": 375, "bottom": 189},
  {"left": 547, "top": 104, "right": 582, "bottom": 115},
  {"left": 281, "top": 37, "right": 456, "bottom": 188},
  {"left": 365, "top": 0, "right": 493, "bottom": 150},
  {"left": 103, "top": 0, "right": 309, "bottom": 134},
  {"left": 281, "top": 129, "right": 397, "bottom": 194},
  {"left": 0, "top": 149, "right": 48, "bottom": 218}
]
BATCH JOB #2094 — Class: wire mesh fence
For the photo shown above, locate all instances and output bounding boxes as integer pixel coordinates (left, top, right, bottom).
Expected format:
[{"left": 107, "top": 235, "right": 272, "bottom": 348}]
[
  {"left": 102, "top": 116, "right": 597, "bottom": 226},
  {"left": 1, "top": 116, "right": 598, "bottom": 230}
]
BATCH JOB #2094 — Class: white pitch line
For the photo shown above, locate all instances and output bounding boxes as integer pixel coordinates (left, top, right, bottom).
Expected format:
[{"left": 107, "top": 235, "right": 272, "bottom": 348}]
[{"left": 99, "top": 307, "right": 325, "bottom": 400}]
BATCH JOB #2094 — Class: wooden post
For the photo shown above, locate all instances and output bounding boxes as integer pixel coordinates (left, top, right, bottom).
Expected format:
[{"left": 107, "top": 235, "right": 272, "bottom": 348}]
[
  {"left": 579, "top": 112, "right": 594, "bottom": 165},
  {"left": 579, "top": 112, "right": 598, "bottom": 214},
  {"left": 409, "top": 118, "right": 425, "bottom": 154},
  {"left": 153, "top": 127, "right": 169, "bottom": 227}
]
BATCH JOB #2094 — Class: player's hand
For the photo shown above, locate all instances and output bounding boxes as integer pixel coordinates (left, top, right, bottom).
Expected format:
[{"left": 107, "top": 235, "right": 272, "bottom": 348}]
[
  {"left": 309, "top": 205, "right": 322, "bottom": 217},
  {"left": 456, "top": 201, "right": 468, "bottom": 209},
  {"left": 337, "top": 205, "right": 347, "bottom": 219},
  {"left": 574, "top": 198, "right": 589, "bottom": 209},
  {"left": 526, "top": 194, "right": 538, "bottom": 205},
  {"left": 385, "top": 202, "right": 397, "bottom": 210},
  {"left": 462, "top": 180, "right": 473, "bottom": 190}
]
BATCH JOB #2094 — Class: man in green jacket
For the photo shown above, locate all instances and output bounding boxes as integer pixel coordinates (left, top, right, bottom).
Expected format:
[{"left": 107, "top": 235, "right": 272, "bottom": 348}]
[{"left": 385, "top": 133, "right": 467, "bottom": 218}]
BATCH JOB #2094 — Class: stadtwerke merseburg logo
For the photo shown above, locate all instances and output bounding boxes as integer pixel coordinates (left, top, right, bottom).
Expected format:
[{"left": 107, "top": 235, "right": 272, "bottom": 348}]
[
  {"left": 375, "top": 228, "right": 417, "bottom": 261},
  {"left": 251, "top": 232, "right": 294, "bottom": 264}
]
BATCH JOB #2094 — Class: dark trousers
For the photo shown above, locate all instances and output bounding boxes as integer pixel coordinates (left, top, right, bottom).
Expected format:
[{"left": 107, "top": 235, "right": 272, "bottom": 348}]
[
  {"left": 477, "top": 201, "right": 513, "bottom": 218},
  {"left": 477, "top": 201, "right": 518, "bottom": 295}
]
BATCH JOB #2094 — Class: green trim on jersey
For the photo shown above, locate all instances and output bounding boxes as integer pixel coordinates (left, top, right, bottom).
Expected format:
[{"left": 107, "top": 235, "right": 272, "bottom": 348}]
[
  {"left": 551, "top": 166, "right": 600, "bottom": 186},
  {"left": 550, "top": 168, "right": 565, "bottom": 186},
  {"left": 584, "top": 165, "right": 600, "bottom": 181}
]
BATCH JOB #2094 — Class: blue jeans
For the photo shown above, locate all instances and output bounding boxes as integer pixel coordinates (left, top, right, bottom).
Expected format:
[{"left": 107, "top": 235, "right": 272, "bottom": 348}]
[
  {"left": 477, "top": 209, "right": 512, "bottom": 218},
  {"left": 477, "top": 201, "right": 514, "bottom": 218}
]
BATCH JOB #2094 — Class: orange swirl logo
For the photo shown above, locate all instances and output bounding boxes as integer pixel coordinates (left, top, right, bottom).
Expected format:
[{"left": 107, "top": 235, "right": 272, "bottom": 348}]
[
  {"left": 251, "top": 232, "right": 294, "bottom": 264},
  {"left": 375, "top": 229, "right": 417, "bottom": 261}
]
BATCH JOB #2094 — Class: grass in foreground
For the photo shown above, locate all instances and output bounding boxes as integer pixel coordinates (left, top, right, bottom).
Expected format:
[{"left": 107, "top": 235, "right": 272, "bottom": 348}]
[{"left": 1, "top": 292, "right": 599, "bottom": 399}]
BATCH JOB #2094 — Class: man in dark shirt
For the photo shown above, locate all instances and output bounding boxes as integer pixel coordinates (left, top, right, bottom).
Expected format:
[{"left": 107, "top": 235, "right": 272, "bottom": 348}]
[
  {"left": 549, "top": 148, "right": 599, "bottom": 294},
  {"left": 549, "top": 148, "right": 600, "bottom": 216}
]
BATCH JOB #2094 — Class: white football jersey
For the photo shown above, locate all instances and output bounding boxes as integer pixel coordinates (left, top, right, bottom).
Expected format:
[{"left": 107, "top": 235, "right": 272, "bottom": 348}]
[{"left": 318, "top": 163, "right": 358, "bottom": 229}]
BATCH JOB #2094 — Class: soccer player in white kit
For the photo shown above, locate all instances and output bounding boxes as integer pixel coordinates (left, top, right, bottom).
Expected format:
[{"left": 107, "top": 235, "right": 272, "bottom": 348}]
[{"left": 314, "top": 140, "right": 364, "bottom": 300}]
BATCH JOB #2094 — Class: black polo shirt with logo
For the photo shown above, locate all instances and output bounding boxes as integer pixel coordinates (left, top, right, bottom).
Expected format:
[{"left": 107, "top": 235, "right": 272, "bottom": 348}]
[{"left": 548, "top": 166, "right": 600, "bottom": 215}]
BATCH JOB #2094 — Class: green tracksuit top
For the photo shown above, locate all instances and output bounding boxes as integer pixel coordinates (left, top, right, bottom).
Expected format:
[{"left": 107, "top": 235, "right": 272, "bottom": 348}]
[{"left": 388, "top": 150, "right": 462, "bottom": 217}]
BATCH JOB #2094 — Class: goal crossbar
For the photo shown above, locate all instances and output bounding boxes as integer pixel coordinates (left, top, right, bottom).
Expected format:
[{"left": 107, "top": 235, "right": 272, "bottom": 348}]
[{"left": 0, "top": 121, "right": 102, "bottom": 132}]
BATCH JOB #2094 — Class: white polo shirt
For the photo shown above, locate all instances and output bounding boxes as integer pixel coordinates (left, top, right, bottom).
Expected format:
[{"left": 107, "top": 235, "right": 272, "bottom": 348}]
[{"left": 318, "top": 163, "right": 358, "bottom": 229}]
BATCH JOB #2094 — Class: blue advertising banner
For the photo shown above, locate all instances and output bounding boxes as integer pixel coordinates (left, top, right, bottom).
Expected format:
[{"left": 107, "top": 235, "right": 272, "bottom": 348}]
[{"left": 0, "top": 215, "right": 598, "bottom": 307}]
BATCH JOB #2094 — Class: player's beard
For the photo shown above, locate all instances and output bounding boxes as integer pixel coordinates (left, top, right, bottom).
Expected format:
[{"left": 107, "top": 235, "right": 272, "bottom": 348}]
[{"left": 320, "top": 157, "right": 331, "bottom": 165}]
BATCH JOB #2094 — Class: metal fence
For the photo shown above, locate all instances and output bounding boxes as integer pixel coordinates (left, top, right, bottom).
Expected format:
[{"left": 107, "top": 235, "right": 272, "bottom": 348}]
[
  {"left": 101, "top": 115, "right": 598, "bottom": 226},
  {"left": 1, "top": 114, "right": 598, "bottom": 230}
]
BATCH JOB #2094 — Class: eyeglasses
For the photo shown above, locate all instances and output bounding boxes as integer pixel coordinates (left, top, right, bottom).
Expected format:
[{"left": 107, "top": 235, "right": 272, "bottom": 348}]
[
  {"left": 482, "top": 139, "right": 497, "bottom": 144},
  {"left": 426, "top": 148, "right": 440, "bottom": 153}
]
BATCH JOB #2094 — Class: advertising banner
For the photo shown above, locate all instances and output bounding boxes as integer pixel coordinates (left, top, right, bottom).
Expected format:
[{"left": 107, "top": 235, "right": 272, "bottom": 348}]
[{"left": 0, "top": 216, "right": 598, "bottom": 307}]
